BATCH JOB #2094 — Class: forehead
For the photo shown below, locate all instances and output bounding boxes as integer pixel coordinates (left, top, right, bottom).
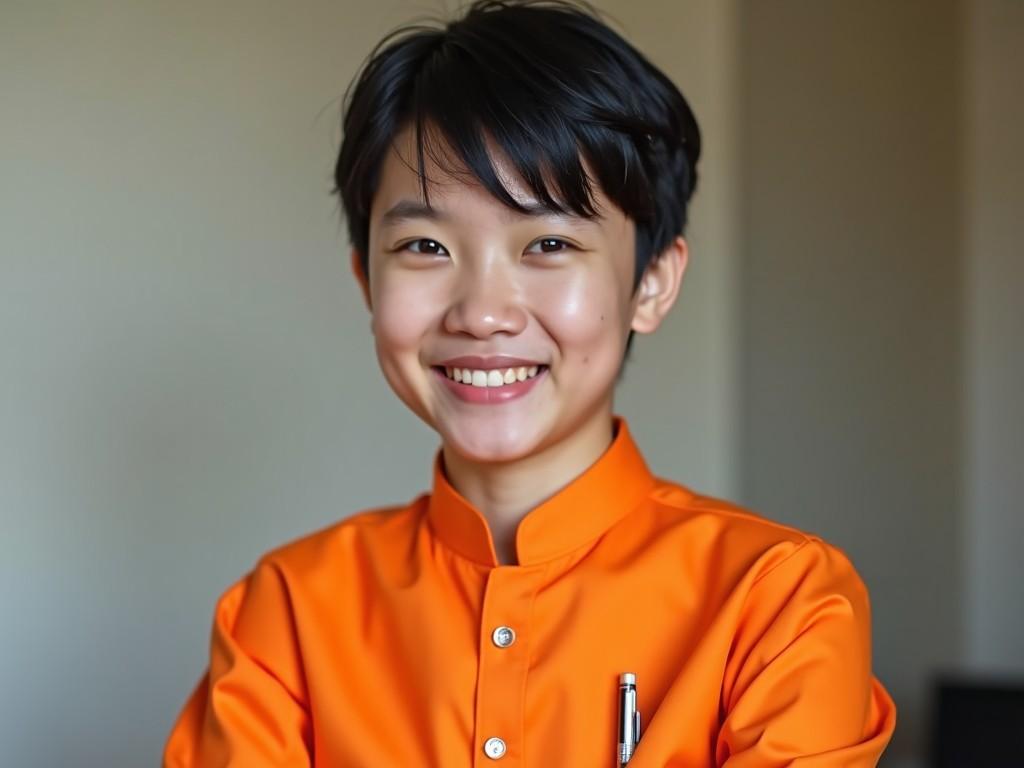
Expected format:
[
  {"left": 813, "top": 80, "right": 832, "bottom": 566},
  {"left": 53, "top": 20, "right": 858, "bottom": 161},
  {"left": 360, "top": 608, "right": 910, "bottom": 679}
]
[{"left": 369, "top": 123, "right": 622, "bottom": 227}]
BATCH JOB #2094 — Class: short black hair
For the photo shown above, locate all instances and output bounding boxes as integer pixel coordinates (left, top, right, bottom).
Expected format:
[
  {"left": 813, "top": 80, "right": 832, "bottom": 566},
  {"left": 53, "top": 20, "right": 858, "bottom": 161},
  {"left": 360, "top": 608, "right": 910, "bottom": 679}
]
[{"left": 332, "top": 0, "right": 701, "bottom": 364}]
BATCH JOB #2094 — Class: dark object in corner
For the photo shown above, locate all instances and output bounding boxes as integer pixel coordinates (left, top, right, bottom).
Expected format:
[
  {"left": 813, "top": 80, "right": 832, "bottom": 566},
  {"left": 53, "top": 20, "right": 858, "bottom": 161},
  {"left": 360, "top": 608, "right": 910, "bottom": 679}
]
[{"left": 931, "top": 675, "right": 1024, "bottom": 767}]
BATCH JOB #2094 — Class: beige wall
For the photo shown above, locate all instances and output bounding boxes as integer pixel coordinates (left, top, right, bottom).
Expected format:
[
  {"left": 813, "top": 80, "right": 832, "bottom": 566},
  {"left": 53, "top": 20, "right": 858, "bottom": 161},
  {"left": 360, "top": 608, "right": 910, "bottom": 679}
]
[
  {"left": 964, "top": 0, "right": 1024, "bottom": 672},
  {"left": 0, "top": 2, "right": 738, "bottom": 765}
]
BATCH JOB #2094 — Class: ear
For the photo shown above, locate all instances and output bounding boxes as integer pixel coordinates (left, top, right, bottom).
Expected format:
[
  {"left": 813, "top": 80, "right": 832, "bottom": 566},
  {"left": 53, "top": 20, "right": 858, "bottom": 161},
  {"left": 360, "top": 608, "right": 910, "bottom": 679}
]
[
  {"left": 350, "top": 248, "right": 372, "bottom": 311},
  {"left": 630, "top": 236, "right": 688, "bottom": 334}
]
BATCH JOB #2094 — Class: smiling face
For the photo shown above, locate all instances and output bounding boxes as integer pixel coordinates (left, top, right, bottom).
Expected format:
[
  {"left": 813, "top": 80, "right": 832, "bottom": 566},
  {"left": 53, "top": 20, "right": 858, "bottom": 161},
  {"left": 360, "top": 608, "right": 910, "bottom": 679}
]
[{"left": 355, "top": 124, "right": 685, "bottom": 465}]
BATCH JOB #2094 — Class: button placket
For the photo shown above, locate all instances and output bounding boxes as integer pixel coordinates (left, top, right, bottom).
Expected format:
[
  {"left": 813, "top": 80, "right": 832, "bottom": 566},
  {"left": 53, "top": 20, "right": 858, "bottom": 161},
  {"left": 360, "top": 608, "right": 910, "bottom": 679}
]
[{"left": 473, "top": 565, "right": 545, "bottom": 767}]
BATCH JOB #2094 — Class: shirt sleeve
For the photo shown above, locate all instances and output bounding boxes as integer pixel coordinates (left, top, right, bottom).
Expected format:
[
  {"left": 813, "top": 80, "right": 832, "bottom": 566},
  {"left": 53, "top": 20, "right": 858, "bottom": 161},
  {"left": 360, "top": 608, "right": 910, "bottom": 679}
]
[
  {"left": 716, "top": 537, "right": 896, "bottom": 767},
  {"left": 163, "top": 560, "right": 312, "bottom": 767}
]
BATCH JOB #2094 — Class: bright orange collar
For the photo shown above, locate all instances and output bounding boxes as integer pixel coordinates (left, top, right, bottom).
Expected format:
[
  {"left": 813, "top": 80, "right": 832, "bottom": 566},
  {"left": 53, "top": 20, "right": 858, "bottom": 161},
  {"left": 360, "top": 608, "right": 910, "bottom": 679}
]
[{"left": 426, "top": 415, "right": 656, "bottom": 567}]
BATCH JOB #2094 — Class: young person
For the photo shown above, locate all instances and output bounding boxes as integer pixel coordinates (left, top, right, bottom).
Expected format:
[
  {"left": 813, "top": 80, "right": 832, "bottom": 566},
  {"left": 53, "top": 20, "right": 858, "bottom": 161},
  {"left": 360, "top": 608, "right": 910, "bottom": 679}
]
[{"left": 164, "top": 1, "right": 895, "bottom": 765}]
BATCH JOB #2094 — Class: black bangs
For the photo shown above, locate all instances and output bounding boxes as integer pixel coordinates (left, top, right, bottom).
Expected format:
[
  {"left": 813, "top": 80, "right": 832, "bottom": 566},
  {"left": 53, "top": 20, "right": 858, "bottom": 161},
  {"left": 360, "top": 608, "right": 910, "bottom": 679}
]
[
  {"left": 409, "top": 13, "right": 614, "bottom": 222},
  {"left": 334, "top": 0, "right": 701, "bottom": 292}
]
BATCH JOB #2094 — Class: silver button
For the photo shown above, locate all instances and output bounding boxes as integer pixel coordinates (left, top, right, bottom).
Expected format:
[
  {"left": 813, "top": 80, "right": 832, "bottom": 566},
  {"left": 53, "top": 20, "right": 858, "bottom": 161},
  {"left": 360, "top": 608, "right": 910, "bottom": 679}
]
[
  {"left": 492, "top": 625, "right": 516, "bottom": 648},
  {"left": 483, "top": 737, "right": 507, "bottom": 759}
]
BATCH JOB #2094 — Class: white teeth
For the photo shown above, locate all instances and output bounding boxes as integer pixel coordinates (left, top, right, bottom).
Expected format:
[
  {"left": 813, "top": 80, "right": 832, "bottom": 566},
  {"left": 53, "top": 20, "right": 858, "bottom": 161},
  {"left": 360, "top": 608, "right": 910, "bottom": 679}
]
[{"left": 442, "top": 365, "right": 545, "bottom": 387}]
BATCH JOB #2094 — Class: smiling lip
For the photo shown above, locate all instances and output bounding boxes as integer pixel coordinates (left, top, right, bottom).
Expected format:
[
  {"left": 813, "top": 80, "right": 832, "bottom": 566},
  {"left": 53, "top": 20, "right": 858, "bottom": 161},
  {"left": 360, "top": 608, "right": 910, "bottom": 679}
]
[
  {"left": 432, "top": 365, "right": 546, "bottom": 404},
  {"left": 436, "top": 355, "right": 545, "bottom": 369}
]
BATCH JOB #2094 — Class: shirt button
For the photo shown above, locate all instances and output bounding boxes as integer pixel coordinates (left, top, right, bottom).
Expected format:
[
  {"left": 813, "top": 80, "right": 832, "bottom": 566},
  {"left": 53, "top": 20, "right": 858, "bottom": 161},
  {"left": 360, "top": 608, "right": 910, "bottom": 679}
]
[
  {"left": 483, "top": 737, "right": 507, "bottom": 759},
  {"left": 492, "top": 625, "right": 516, "bottom": 648}
]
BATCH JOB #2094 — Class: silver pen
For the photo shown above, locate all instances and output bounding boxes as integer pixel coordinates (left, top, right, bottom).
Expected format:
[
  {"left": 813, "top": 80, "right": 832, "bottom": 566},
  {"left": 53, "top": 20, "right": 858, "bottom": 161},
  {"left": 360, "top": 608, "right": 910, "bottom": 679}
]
[{"left": 616, "top": 672, "right": 642, "bottom": 766}]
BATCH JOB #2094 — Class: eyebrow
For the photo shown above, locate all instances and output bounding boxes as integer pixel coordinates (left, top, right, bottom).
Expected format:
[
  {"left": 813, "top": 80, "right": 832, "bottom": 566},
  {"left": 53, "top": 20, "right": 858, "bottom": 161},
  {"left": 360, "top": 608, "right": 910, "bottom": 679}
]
[
  {"left": 379, "top": 200, "right": 448, "bottom": 228},
  {"left": 378, "top": 199, "right": 599, "bottom": 229}
]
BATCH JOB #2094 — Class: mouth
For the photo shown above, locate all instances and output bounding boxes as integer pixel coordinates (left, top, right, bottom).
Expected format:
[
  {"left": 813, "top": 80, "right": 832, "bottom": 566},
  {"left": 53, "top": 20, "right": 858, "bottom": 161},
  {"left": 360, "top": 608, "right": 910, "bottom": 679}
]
[{"left": 431, "top": 364, "right": 548, "bottom": 388}]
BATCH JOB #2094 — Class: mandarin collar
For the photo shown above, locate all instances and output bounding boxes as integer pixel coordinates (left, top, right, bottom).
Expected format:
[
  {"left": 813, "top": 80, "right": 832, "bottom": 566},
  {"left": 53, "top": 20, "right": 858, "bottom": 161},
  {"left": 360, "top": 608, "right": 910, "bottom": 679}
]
[{"left": 425, "top": 415, "right": 656, "bottom": 567}]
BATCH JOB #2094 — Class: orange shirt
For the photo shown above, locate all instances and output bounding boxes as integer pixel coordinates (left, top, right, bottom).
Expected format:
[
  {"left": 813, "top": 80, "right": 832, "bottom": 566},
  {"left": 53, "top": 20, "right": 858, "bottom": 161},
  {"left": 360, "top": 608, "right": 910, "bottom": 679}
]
[{"left": 164, "top": 416, "right": 895, "bottom": 766}]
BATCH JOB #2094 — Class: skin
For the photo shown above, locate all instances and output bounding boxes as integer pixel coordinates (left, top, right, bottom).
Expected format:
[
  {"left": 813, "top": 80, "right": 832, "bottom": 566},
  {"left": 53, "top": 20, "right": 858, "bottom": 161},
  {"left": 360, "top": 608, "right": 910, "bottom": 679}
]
[{"left": 351, "top": 125, "right": 688, "bottom": 566}]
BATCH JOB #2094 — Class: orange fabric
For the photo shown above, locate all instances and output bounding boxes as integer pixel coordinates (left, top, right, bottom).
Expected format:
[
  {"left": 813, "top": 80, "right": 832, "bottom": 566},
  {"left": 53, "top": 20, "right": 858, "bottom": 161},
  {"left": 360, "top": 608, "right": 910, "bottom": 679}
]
[{"left": 164, "top": 416, "right": 895, "bottom": 767}]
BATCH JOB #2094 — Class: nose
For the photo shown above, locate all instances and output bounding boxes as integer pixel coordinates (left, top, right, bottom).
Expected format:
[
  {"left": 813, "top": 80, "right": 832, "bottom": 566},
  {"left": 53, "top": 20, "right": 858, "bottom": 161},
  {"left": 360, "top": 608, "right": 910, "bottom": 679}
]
[{"left": 443, "top": 261, "right": 528, "bottom": 339}]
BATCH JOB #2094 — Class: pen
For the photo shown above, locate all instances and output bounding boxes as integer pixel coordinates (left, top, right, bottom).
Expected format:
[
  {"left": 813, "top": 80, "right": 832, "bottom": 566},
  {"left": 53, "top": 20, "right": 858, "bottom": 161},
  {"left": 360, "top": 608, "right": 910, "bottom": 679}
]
[{"left": 617, "top": 672, "right": 641, "bottom": 766}]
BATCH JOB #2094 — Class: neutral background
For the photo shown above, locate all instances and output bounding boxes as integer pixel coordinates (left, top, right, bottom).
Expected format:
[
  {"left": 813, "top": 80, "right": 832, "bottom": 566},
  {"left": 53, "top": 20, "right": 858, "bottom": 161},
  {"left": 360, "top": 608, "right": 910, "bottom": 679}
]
[{"left": 2, "top": 1, "right": 1020, "bottom": 766}]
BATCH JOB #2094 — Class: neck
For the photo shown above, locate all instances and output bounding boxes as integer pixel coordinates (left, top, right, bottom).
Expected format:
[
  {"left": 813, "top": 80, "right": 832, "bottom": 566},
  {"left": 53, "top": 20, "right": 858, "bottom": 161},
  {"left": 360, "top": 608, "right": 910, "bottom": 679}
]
[{"left": 441, "top": 409, "right": 616, "bottom": 566}]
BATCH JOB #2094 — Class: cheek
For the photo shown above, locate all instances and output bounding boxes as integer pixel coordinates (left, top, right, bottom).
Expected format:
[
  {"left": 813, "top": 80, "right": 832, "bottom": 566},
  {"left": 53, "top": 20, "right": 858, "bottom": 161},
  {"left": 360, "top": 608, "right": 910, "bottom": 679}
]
[
  {"left": 371, "top": 274, "right": 442, "bottom": 354},
  {"left": 527, "top": 267, "right": 627, "bottom": 364}
]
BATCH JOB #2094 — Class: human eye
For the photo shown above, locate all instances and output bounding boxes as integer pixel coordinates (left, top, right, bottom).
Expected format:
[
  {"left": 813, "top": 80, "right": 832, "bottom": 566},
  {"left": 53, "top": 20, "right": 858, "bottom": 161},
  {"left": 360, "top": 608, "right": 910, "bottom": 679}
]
[
  {"left": 398, "top": 238, "right": 450, "bottom": 256},
  {"left": 524, "top": 237, "right": 575, "bottom": 255}
]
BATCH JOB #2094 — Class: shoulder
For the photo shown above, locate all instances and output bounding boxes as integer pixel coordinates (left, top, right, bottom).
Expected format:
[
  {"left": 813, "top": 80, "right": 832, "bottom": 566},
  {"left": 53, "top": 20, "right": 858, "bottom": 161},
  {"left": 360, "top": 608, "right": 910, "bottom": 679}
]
[
  {"left": 644, "top": 476, "right": 864, "bottom": 591},
  {"left": 212, "top": 496, "right": 427, "bottom": 616},
  {"left": 256, "top": 495, "right": 429, "bottom": 578},
  {"left": 203, "top": 499, "right": 428, "bottom": 643}
]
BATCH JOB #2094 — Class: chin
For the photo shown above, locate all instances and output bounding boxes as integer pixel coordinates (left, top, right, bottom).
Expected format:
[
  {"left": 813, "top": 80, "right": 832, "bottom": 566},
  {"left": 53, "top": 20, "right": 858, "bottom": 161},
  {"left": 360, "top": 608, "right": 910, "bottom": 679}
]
[{"left": 437, "top": 417, "right": 547, "bottom": 464}]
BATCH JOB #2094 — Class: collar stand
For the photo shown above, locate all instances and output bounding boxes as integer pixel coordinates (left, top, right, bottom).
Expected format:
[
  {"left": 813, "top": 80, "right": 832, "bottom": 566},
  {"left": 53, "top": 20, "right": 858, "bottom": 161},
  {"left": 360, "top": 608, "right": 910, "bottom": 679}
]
[{"left": 426, "top": 415, "right": 656, "bottom": 567}]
